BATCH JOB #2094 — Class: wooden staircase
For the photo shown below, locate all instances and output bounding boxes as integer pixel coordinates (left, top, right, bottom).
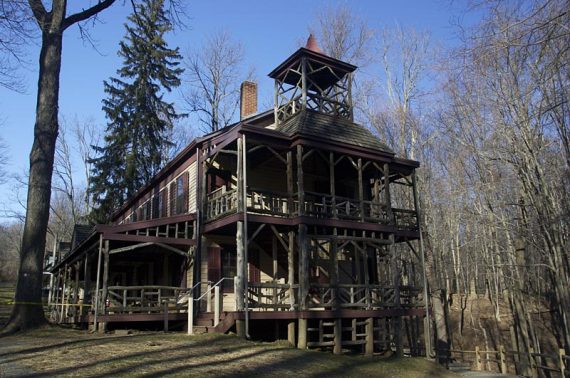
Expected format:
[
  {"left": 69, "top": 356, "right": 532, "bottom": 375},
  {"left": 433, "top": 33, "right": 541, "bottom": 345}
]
[{"left": 193, "top": 311, "right": 236, "bottom": 334}]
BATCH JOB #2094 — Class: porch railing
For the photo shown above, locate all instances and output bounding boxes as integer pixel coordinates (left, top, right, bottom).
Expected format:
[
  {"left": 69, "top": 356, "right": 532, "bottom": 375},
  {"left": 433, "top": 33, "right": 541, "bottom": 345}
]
[
  {"left": 245, "top": 282, "right": 421, "bottom": 311},
  {"left": 206, "top": 188, "right": 238, "bottom": 220},
  {"left": 247, "top": 282, "right": 298, "bottom": 310},
  {"left": 97, "top": 285, "right": 189, "bottom": 314},
  {"left": 204, "top": 187, "right": 418, "bottom": 231}
]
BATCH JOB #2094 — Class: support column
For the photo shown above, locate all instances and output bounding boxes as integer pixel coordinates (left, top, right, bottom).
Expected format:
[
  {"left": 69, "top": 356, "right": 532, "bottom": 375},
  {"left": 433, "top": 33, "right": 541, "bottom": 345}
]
[
  {"left": 287, "top": 151, "right": 294, "bottom": 214},
  {"left": 92, "top": 235, "right": 103, "bottom": 332},
  {"left": 297, "top": 222, "right": 309, "bottom": 350},
  {"left": 296, "top": 145, "right": 304, "bottom": 216},
  {"left": 73, "top": 262, "right": 80, "bottom": 316},
  {"left": 99, "top": 241, "right": 110, "bottom": 333},
  {"left": 331, "top": 229, "right": 341, "bottom": 354},
  {"left": 272, "top": 235, "right": 278, "bottom": 306},
  {"left": 298, "top": 318, "right": 308, "bottom": 350},
  {"left": 236, "top": 137, "right": 245, "bottom": 337},
  {"left": 288, "top": 320, "right": 296, "bottom": 347},
  {"left": 59, "top": 264, "right": 68, "bottom": 323},
  {"left": 83, "top": 254, "right": 91, "bottom": 317},
  {"left": 333, "top": 318, "right": 342, "bottom": 354},
  {"left": 47, "top": 236, "right": 58, "bottom": 306},
  {"left": 288, "top": 231, "right": 295, "bottom": 310},
  {"left": 358, "top": 158, "right": 364, "bottom": 221},
  {"left": 365, "top": 317, "right": 374, "bottom": 356},
  {"left": 330, "top": 152, "right": 337, "bottom": 218},
  {"left": 298, "top": 224, "right": 309, "bottom": 310}
]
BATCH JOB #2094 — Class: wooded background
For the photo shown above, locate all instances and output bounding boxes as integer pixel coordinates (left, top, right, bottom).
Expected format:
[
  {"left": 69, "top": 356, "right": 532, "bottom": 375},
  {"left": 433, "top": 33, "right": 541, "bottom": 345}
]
[{"left": 0, "top": 0, "right": 567, "bottom": 362}]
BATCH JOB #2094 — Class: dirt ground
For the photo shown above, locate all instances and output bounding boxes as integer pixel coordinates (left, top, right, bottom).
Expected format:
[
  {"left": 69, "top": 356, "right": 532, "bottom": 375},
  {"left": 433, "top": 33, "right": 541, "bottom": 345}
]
[
  {"left": 0, "top": 327, "right": 457, "bottom": 377},
  {"left": 0, "top": 283, "right": 456, "bottom": 377}
]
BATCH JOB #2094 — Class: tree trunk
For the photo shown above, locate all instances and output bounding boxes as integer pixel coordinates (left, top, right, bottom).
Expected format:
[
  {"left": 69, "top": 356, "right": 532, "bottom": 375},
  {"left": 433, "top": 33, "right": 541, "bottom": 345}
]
[{"left": 2, "top": 31, "right": 63, "bottom": 334}]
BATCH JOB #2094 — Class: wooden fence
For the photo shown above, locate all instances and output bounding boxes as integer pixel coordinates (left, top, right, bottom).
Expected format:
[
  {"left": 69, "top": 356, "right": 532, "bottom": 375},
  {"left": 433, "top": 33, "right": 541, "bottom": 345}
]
[{"left": 437, "top": 346, "right": 569, "bottom": 377}]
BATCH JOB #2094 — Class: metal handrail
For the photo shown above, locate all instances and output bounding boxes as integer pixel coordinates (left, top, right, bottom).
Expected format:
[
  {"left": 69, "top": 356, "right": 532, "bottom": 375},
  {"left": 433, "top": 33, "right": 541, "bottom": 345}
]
[{"left": 194, "top": 277, "right": 234, "bottom": 302}]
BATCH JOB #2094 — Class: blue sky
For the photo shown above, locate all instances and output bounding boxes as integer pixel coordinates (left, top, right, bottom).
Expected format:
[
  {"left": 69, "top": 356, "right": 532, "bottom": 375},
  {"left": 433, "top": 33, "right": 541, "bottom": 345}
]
[{"left": 0, "top": 0, "right": 471, "bottom": 220}]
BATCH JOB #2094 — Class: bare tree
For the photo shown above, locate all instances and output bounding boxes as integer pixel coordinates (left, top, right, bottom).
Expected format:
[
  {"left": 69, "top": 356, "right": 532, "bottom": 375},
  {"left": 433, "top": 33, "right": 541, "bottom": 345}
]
[
  {"left": 0, "top": 222, "right": 23, "bottom": 282},
  {"left": 311, "top": 4, "right": 373, "bottom": 66},
  {"left": 71, "top": 116, "right": 100, "bottom": 213},
  {"left": 1, "top": 0, "right": 116, "bottom": 334},
  {"left": 0, "top": 135, "right": 7, "bottom": 185},
  {"left": 0, "top": 0, "right": 36, "bottom": 92},
  {"left": 2, "top": 0, "right": 188, "bottom": 334},
  {"left": 182, "top": 30, "right": 248, "bottom": 133}
]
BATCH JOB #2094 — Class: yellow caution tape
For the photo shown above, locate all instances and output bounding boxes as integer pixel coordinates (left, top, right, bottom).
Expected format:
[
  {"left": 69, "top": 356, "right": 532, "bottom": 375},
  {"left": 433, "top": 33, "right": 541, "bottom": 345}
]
[{"left": 0, "top": 300, "right": 92, "bottom": 307}]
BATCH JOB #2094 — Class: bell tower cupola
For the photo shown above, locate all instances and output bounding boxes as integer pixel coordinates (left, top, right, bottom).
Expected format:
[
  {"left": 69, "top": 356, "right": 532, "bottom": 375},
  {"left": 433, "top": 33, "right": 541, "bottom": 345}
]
[{"left": 269, "top": 34, "right": 357, "bottom": 126}]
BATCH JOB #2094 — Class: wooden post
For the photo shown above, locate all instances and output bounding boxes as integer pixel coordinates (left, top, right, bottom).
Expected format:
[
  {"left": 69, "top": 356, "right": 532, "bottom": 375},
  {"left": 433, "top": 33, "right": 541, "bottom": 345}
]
[
  {"left": 83, "top": 254, "right": 91, "bottom": 317},
  {"left": 235, "top": 137, "right": 245, "bottom": 338},
  {"left": 214, "top": 285, "right": 220, "bottom": 327},
  {"left": 100, "top": 241, "right": 110, "bottom": 333},
  {"left": 298, "top": 224, "right": 309, "bottom": 310},
  {"left": 357, "top": 158, "right": 364, "bottom": 221},
  {"left": 73, "top": 262, "right": 80, "bottom": 309},
  {"left": 297, "top": 145, "right": 304, "bottom": 216},
  {"left": 59, "top": 265, "right": 68, "bottom": 323},
  {"left": 47, "top": 236, "right": 58, "bottom": 306},
  {"left": 64, "top": 266, "right": 72, "bottom": 319},
  {"left": 499, "top": 345, "right": 507, "bottom": 374},
  {"left": 287, "top": 151, "right": 294, "bottom": 214},
  {"left": 330, "top": 152, "right": 336, "bottom": 218},
  {"left": 301, "top": 57, "right": 307, "bottom": 107},
  {"left": 187, "top": 292, "right": 194, "bottom": 335},
  {"left": 476, "top": 346, "right": 482, "bottom": 370},
  {"left": 93, "top": 235, "right": 103, "bottom": 331},
  {"left": 206, "top": 281, "right": 212, "bottom": 312},
  {"left": 288, "top": 231, "right": 295, "bottom": 310},
  {"left": 362, "top": 234, "right": 371, "bottom": 309},
  {"left": 365, "top": 317, "right": 374, "bottom": 356},
  {"left": 298, "top": 318, "right": 308, "bottom": 349},
  {"left": 333, "top": 318, "right": 342, "bottom": 355},
  {"left": 330, "top": 230, "right": 338, "bottom": 309},
  {"left": 163, "top": 301, "right": 169, "bottom": 332},
  {"left": 272, "top": 235, "right": 278, "bottom": 307},
  {"left": 288, "top": 321, "right": 296, "bottom": 347}
]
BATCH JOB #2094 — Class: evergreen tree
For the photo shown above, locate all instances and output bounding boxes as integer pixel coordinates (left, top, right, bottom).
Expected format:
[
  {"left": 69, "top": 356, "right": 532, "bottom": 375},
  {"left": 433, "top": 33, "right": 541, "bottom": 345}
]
[{"left": 90, "top": 0, "right": 183, "bottom": 223}]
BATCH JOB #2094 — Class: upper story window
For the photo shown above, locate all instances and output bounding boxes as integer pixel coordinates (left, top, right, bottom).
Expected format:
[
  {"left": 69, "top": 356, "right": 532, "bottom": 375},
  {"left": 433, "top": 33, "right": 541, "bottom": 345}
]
[
  {"left": 176, "top": 176, "right": 185, "bottom": 214},
  {"left": 170, "top": 171, "right": 189, "bottom": 216}
]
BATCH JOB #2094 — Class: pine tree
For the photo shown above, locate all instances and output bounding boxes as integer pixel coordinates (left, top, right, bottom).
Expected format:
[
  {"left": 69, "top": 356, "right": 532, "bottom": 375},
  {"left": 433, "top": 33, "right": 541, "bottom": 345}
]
[{"left": 90, "top": 0, "right": 183, "bottom": 223}]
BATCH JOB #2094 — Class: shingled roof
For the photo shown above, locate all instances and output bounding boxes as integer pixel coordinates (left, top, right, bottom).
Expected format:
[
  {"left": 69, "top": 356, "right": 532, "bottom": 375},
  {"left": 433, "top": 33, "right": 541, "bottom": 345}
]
[
  {"left": 275, "top": 110, "right": 394, "bottom": 155},
  {"left": 71, "top": 224, "right": 94, "bottom": 250}
]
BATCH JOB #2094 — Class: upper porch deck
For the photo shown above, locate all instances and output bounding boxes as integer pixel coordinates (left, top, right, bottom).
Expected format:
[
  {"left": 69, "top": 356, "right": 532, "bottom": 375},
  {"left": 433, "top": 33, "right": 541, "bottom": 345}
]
[{"left": 205, "top": 187, "right": 418, "bottom": 231}]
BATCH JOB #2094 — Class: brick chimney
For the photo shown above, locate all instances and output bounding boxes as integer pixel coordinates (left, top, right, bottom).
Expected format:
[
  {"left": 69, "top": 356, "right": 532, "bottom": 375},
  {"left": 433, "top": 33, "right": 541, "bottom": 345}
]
[{"left": 240, "top": 81, "right": 257, "bottom": 120}]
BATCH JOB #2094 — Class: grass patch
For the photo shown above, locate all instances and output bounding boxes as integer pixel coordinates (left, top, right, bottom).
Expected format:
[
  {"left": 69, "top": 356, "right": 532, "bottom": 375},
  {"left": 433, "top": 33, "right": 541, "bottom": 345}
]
[{"left": 0, "top": 327, "right": 456, "bottom": 377}]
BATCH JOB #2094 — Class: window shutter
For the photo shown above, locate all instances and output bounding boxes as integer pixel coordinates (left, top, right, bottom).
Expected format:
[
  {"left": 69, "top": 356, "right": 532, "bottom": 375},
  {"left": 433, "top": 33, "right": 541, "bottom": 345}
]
[
  {"left": 169, "top": 181, "right": 176, "bottom": 216},
  {"left": 161, "top": 189, "right": 168, "bottom": 217},
  {"left": 207, "top": 246, "right": 221, "bottom": 283},
  {"left": 182, "top": 171, "right": 189, "bottom": 213}
]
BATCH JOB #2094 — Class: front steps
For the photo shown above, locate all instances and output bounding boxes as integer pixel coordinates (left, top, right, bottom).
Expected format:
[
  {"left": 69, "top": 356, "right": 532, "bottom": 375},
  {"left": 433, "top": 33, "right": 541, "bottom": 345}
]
[{"left": 192, "top": 311, "right": 236, "bottom": 334}]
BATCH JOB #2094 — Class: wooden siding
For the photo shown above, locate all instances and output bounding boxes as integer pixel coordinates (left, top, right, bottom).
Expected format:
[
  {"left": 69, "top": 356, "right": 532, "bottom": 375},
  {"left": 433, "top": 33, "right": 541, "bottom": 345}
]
[{"left": 188, "top": 161, "right": 197, "bottom": 213}]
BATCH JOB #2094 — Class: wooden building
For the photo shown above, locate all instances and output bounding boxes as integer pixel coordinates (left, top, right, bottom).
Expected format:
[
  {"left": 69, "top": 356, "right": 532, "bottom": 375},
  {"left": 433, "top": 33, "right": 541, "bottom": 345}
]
[{"left": 48, "top": 35, "right": 428, "bottom": 355}]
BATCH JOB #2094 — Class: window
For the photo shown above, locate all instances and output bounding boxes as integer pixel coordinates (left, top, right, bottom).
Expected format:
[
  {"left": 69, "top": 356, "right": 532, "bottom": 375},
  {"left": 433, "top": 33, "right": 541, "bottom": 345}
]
[
  {"left": 176, "top": 175, "right": 185, "bottom": 214},
  {"left": 152, "top": 194, "right": 160, "bottom": 219},
  {"left": 221, "top": 249, "right": 237, "bottom": 281},
  {"left": 208, "top": 246, "right": 236, "bottom": 293}
]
